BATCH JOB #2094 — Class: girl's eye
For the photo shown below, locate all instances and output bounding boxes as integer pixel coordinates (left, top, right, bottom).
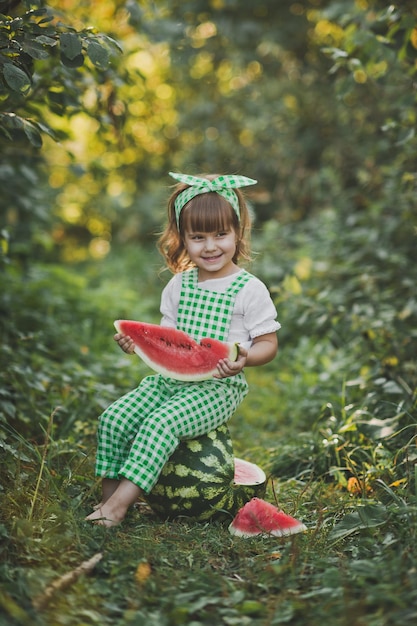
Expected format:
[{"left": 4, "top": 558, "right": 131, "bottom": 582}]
[{"left": 187, "top": 231, "right": 229, "bottom": 240}]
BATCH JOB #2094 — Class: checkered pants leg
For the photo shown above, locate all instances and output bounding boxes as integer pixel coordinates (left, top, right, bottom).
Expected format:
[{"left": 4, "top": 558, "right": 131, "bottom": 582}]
[
  {"left": 95, "top": 374, "right": 247, "bottom": 493},
  {"left": 95, "top": 375, "right": 172, "bottom": 483}
]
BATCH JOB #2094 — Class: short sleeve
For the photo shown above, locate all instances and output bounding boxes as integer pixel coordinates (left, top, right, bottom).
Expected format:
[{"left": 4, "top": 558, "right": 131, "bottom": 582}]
[
  {"left": 160, "top": 274, "right": 181, "bottom": 328},
  {"left": 238, "top": 278, "right": 280, "bottom": 339}
]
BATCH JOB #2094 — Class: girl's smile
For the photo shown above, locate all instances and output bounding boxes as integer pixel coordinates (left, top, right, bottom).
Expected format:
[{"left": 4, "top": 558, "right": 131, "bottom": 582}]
[{"left": 184, "top": 229, "right": 238, "bottom": 280}]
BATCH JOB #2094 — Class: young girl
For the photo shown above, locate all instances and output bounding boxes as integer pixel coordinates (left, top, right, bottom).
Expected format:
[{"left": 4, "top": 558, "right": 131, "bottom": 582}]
[{"left": 86, "top": 172, "right": 280, "bottom": 526}]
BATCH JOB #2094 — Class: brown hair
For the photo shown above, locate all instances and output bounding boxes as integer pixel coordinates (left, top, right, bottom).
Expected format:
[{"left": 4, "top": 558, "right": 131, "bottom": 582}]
[{"left": 158, "top": 175, "right": 252, "bottom": 273}]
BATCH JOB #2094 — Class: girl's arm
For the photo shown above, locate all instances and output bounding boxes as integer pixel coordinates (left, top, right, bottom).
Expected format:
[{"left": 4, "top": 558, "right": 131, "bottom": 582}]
[
  {"left": 245, "top": 332, "right": 278, "bottom": 367},
  {"left": 214, "top": 332, "right": 278, "bottom": 379}
]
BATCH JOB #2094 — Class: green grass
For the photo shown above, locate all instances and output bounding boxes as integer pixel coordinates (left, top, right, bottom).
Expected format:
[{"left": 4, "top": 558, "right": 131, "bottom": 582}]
[
  {"left": 1, "top": 387, "right": 417, "bottom": 626},
  {"left": 1, "top": 240, "right": 417, "bottom": 625}
]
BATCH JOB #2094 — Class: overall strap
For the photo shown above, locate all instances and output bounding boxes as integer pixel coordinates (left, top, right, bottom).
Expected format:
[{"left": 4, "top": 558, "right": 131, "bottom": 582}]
[
  {"left": 180, "top": 268, "right": 252, "bottom": 292},
  {"left": 180, "top": 267, "right": 198, "bottom": 288},
  {"left": 225, "top": 269, "right": 253, "bottom": 295}
]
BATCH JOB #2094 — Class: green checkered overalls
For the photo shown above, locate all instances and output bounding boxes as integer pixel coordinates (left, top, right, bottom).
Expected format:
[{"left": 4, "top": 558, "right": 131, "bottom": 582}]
[{"left": 95, "top": 268, "right": 251, "bottom": 493}]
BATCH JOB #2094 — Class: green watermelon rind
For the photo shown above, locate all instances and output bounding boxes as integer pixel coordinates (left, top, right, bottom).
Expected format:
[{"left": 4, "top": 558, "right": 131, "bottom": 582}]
[{"left": 144, "top": 423, "right": 267, "bottom": 522}]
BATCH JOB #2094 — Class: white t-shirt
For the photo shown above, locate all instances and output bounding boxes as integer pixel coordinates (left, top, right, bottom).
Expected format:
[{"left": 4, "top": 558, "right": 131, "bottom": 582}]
[{"left": 160, "top": 270, "right": 280, "bottom": 349}]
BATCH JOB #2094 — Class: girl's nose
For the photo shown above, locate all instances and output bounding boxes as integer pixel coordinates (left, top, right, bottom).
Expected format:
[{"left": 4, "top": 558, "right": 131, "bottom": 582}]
[{"left": 204, "top": 237, "right": 217, "bottom": 250}]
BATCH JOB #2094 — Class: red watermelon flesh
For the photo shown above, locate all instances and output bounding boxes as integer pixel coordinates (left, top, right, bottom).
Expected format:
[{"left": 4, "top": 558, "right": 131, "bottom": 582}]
[
  {"left": 114, "top": 320, "right": 238, "bottom": 382},
  {"left": 229, "top": 497, "right": 307, "bottom": 538}
]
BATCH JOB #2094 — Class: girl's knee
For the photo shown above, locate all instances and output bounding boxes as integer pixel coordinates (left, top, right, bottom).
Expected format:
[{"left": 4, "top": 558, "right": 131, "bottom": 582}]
[{"left": 98, "top": 407, "right": 128, "bottom": 437}]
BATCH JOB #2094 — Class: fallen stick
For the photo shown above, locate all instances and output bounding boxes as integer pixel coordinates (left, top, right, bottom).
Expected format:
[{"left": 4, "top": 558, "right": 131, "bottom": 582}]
[{"left": 33, "top": 552, "right": 103, "bottom": 611}]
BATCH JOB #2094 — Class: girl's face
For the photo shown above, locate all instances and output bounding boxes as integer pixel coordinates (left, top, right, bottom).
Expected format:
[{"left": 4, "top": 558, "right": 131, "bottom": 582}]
[{"left": 183, "top": 227, "right": 238, "bottom": 281}]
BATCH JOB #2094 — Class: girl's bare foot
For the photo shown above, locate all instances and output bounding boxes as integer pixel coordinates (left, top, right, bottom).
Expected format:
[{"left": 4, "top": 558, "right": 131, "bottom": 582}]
[
  {"left": 86, "top": 503, "right": 125, "bottom": 527},
  {"left": 90, "top": 478, "right": 121, "bottom": 513},
  {"left": 85, "top": 478, "right": 142, "bottom": 527}
]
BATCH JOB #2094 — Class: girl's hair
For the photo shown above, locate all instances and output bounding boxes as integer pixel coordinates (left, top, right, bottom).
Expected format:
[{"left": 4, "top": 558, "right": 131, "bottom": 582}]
[{"left": 158, "top": 174, "right": 252, "bottom": 273}]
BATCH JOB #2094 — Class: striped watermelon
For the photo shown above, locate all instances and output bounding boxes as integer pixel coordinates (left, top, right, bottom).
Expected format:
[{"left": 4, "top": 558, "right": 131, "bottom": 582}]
[{"left": 144, "top": 423, "right": 266, "bottom": 521}]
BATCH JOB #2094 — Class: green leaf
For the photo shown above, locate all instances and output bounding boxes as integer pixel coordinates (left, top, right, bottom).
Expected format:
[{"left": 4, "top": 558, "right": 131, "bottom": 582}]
[
  {"left": 60, "top": 32, "right": 82, "bottom": 60},
  {"left": 86, "top": 39, "right": 109, "bottom": 69},
  {"left": 356, "top": 415, "right": 401, "bottom": 439},
  {"left": 0, "top": 441, "right": 32, "bottom": 462},
  {"left": 0, "top": 112, "right": 23, "bottom": 129},
  {"left": 27, "top": 7, "right": 48, "bottom": 17},
  {"left": 329, "top": 504, "right": 388, "bottom": 543},
  {"left": 22, "top": 119, "right": 42, "bottom": 148},
  {"left": 34, "top": 120, "right": 57, "bottom": 141},
  {"left": 0, "top": 125, "right": 12, "bottom": 140},
  {"left": 102, "top": 34, "right": 123, "bottom": 54},
  {"left": 34, "top": 35, "right": 57, "bottom": 47},
  {"left": 60, "top": 52, "right": 84, "bottom": 68},
  {"left": 2, "top": 62, "right": 31, "bottom": 93},
  {"left": 21, "top": 39, "right": 50, "bottom": 60}
]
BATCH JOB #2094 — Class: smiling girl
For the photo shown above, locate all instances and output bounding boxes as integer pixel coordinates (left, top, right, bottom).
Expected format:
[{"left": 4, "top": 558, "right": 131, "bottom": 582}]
[{"left": 86, "top": 172, "right": 280, "bottom": 526}]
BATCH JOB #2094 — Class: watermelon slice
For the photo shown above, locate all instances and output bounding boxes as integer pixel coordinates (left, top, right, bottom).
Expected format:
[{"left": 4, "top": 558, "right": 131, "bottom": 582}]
[
  {"left": 229, "top": 497, "right": 307, "bottom": 538},
  {"left": 114, "top": 320, "right": 238, "bottom": 382},
  {"left": 234, "top": 458, "right": 266, "bottom": 487}
]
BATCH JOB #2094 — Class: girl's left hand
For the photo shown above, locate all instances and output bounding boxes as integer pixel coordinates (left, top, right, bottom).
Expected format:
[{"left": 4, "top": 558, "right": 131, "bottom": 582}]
[{"left": 214, "top": 346, "right": 248, "bottom": 378}]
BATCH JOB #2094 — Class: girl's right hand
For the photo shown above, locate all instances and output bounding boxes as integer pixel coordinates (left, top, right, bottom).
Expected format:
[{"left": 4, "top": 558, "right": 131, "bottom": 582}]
[{"left": 114, "top": 333, "right": 136, "bottom": 354}]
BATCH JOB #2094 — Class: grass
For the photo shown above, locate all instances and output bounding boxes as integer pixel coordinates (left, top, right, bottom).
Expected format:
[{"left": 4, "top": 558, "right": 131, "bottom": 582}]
[
  {"left": 2, "top": 387, "right": 417, "bottom": 626},
  {"left": 1, "top": 247, "right": 417, "bottom": 625}
]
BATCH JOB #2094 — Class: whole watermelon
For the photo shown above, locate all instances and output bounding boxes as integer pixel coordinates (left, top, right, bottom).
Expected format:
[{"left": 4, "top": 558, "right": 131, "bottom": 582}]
[{"left": 144, "top": 423, "right": 266, "bottom": 521}]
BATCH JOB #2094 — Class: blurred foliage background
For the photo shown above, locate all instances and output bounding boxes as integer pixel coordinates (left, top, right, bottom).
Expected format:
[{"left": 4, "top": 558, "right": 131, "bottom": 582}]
[{"left": 1, "top": 0, "right": 416, "bottom": 489}]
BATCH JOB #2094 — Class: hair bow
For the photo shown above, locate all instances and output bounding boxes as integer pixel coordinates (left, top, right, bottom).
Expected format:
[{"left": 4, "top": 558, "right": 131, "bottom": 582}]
[{"left": 169, "top": 172, "right": 257, "bottom": 226}]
